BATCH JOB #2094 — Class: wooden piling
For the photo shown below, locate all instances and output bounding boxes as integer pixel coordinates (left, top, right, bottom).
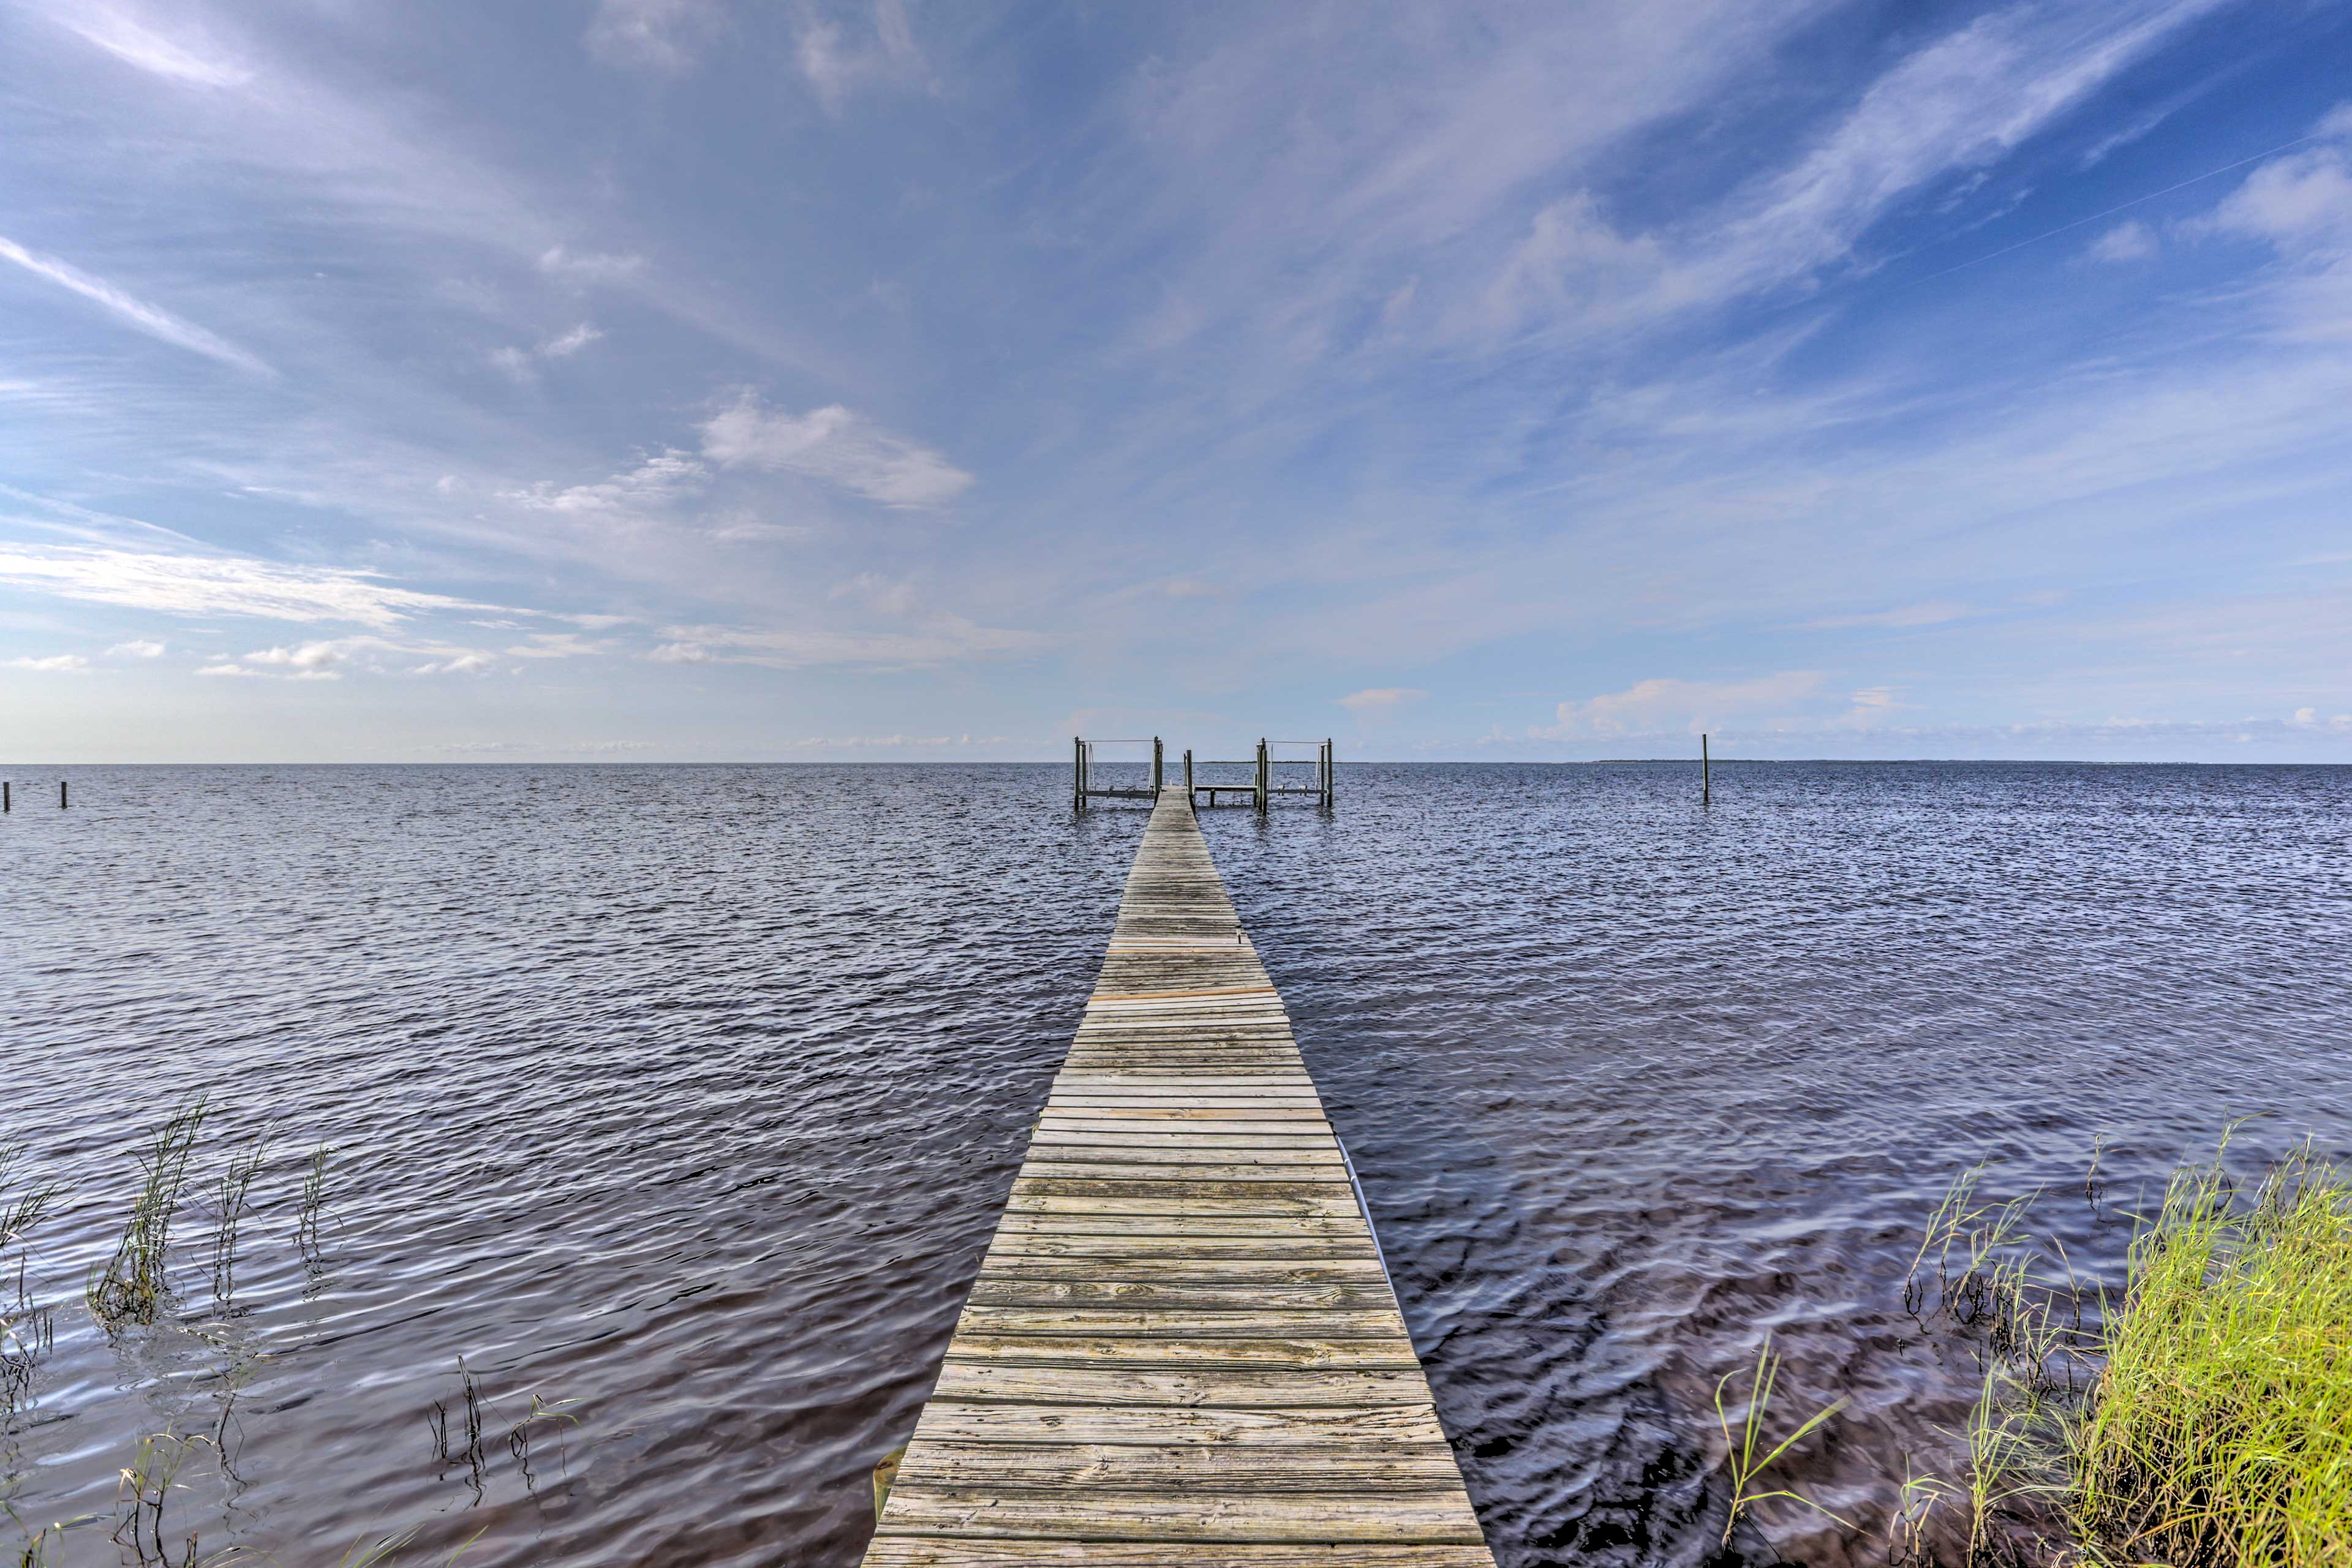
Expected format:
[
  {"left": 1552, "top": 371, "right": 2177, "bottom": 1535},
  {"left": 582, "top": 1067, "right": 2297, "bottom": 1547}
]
[
  {"left": 59, "top": 780, "right": 67, "bottom": 810},
  {"left": 3, "top": 780, "right": 9, "bottom": 813},
  {"left": 1702, "top": 734, "right": 1710, "bottom": 807},
  {"left": 863, "top": 791, "right": 1493, "bottom": 1564}
]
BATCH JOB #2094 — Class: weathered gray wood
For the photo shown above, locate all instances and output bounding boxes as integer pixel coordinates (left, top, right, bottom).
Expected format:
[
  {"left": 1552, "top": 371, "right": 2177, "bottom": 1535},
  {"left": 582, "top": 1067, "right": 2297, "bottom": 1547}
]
[{"left": 862, "top": 791, "right": 1491, "bottom": 1565}]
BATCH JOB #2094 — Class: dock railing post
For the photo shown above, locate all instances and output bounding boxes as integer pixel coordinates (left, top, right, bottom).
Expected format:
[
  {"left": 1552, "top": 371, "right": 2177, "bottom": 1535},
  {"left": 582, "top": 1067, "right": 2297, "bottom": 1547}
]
[
  {"left": 1183, "top": 748, "right": 1193, "bottom": 799},
  {"left": 1152, "top": 737, "right": 1164, "bottom": 796},
  {"left": 1702, "top": 733, "right": 1711, "bottom": 807}
]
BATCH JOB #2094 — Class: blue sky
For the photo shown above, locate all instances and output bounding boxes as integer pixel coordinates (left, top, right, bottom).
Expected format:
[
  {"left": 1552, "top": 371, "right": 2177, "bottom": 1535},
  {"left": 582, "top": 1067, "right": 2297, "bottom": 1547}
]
[{"left": 1, "top": 0, "right": 2348, "bottom": 762}]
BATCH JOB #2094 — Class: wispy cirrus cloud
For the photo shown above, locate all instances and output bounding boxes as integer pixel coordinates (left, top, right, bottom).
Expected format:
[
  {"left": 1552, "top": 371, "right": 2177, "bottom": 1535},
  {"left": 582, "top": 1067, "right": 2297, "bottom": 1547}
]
[
  {"left": 0, "top": 236, "right": 271, "bottom": 375},
  {"left": 50, "top": 5, "right": 251, "bottom": 88},
  {"left": 701, "top": 393, "right": 973, "bottom": 508},
  {"left": 649, "top": 614, "right": 1046, "bottom": 671},
  {"left": 0, "top": 546, "right": 482, "bottom": 627}
]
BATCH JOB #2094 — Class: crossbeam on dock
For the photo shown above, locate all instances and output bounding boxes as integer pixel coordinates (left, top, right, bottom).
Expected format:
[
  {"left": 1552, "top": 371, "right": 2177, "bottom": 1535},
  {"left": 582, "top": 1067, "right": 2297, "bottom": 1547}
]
[{"left": 865, "top": 791, "right": 1490, "bottom": 1564}]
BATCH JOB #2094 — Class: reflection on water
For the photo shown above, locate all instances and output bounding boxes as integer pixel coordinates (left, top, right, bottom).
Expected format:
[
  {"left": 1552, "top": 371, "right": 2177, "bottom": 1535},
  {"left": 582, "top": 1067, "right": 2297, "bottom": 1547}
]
[{"left": 4, "top": 763, "right": 2348, "bottom": 1566}]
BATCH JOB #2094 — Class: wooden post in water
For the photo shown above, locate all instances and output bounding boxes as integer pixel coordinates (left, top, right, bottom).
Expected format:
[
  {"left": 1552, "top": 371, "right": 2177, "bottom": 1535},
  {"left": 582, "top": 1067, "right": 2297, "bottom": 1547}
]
[
  {"left": 3, "top": 780, "right": 9, "bottom": 813},
  {"left": 1071, "top": 737, "right": 1085, "bottom": 811},
  {"left": 1255, "top": 737, "right": 1268, "bottom": 815},
  {"left": 1702, "top": 733, "right": 1710, "bottom": 807},
  {"left": 59, "top": 780, "right": 67, "bottom": 810}
]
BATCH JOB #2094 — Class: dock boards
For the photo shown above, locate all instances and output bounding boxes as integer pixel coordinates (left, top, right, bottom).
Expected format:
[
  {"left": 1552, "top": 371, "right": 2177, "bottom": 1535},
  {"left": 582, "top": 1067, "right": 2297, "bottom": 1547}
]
[{"left": 864, "top": 791, "right": 1494, "bottom": 1566}]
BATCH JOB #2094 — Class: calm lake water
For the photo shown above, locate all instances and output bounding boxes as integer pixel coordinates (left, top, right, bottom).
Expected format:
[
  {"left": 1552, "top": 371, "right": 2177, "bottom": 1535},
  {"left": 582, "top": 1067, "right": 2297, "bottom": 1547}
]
[{"left": 4, "top": 763, "right": 2348, "bottom": 1567}]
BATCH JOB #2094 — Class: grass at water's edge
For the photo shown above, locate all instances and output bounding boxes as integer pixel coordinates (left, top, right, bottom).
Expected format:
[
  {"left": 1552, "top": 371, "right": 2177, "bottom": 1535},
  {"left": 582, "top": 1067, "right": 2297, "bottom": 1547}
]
[
  {"left": 1875, "top": 1140, "right": 2352, "bottom": 1567},
  {"left": 1731, "top": 1141, "right": 2351, "bottom": 1566},
  {"left": 2067, "top": 1148, "right": 2352, "bottom": 1566}
]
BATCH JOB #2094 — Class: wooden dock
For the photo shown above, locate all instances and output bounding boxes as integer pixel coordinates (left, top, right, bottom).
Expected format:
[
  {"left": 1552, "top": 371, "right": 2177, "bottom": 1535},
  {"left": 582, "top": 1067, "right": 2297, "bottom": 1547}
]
[{"left": 865, "top": 790, "right": 1492, "bottom": 1566}]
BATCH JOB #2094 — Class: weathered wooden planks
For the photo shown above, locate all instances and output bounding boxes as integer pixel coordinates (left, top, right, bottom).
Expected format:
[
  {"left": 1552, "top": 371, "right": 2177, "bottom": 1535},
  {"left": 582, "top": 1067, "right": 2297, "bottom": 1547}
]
[{"left": 864, "top": 791, "right": 1493, "bottom": 1566}]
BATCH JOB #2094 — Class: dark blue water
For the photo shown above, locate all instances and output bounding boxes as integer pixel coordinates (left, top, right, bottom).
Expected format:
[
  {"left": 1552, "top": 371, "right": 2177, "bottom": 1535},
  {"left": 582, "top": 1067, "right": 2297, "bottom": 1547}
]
[{"left": 4, "top": 763, "right": 2347, "bottom": 1567}]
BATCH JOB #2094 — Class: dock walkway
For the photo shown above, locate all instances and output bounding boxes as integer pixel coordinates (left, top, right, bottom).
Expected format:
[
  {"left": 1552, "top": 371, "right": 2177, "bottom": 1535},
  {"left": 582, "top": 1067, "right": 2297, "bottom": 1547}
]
[{"left": 865, "top": 791, "right": 1493, "bottom": 1566}]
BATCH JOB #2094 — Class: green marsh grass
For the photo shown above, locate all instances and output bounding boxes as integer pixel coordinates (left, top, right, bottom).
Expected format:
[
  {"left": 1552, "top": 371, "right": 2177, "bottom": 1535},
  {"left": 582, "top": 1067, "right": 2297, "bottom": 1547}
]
[
  {"left": 1713, "top": 1332, "right": 1850, "bottom": 1545},
  {"left": 2068, "top": 1145, "right": 2352, "bottom": 1566},
  {"left": 209, "top": 1135, "right": 268, "bottom": 1307},
  {"left": 88, "top": 1098, "right": 208, "bottom": 1329}
]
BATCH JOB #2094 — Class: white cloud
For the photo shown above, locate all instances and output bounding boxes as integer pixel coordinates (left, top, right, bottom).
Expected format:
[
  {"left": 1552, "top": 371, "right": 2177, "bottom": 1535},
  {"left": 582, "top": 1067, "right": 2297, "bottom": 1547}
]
[
  {"left": 491, "top": 322, "right": 606, "bottom": 380},
  {"left": 0, "top": 236, "right": 273, "bottom": 375},
  {"left": 537, "top": 246, "right": 646, "bottom": 284},
  {"left": 0, "top": 546, "right": 480, "bottom": 627},
  {"left": 1555, "top": 671, "right": 1826, "bottom": 734},
  {"left": 541, "top": 322, "right": 603, "bottom": 358},
  {"left": 1469, "top": 1, "right": 2225, "bottom": 337},
  {"left": 503, "top": 451, "right": 707, "bottom": 515},
  {"left": 2293, "top": 706, "right": 2318, "bottom": 727},
  {"left": 2199, "top": 143, "right": 2352, "bottom": 253},
  {"left": 6, "top": 652, "right": 88, "bottom": 673},
  {"left": 794, "top": 0, "right": 930, "bottom": 115},
  {"left": 244, "top": 641, "right": 345, "bottom": 671},
  {"left": 1337, "top": 687, "right": 1426, "bottom": 714},
  {"left": 2086, "top": 220, "right": 2156, "bottom": 262},
  {"left": 108, "top": 637, "right": 165, "bottom": 658},
  {"left": 654, "top": 617, "right": 1047, "bottom": 670},
  {"left": 52, "top": 7, "right": 252, "bottom": 88},
  {"left": 505, "top": 633, "right": 605, "bottom": 659},
  {"left": 586, "top": 0, "right": 723, "bottom": 73},
  {"left": 195, "top": 663, "right": 254, "bottom": 677},
  {"left": 409, "top": 652, "right": 494, "bottom": 675},
  {"left": 702, "top": 393, "right": 973, "bottom": 508}
]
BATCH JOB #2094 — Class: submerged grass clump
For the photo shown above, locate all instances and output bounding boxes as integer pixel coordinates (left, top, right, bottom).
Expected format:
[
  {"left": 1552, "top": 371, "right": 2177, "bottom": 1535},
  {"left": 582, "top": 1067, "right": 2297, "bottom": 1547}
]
[
  {"left": 88, "top": 1098, "right": 209, "bottom": 1329},
  {"left": 2071, "top": 1147, "right": 2352, "bottom": 1566}
]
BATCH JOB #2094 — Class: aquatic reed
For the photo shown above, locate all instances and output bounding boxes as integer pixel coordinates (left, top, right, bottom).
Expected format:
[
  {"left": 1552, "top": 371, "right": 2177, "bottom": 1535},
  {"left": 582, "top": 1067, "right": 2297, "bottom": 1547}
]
[
  {"left": 1713, "top": 1333, "right": 1849, "bottom": 1545},
  {"left": 88, "top": 1098, "right": 208, "bottom": 1328},
  {"left": 2, "top": 1144, "right": 64, "bottom": 1409},
  {"left": 2068, "top": 1145, "right": 2352, "bottom": 1566},
  {"left": 297, "top": 1143, "right": 331, "bottom": 1258},
  {"left": 209, "top": 1135, "right": 268, "bottom": 1307}
]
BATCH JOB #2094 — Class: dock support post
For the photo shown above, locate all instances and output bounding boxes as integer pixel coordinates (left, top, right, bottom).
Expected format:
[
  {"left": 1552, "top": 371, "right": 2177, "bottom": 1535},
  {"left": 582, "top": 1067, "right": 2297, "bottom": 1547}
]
[
  {"left": 59, "top": 780, "right": 67, "bottom": 810},
  {"left": 1152, "top": 737, "right": 1164, "bottom": 796},
  {"left": 1702, "top": 733, "right": 1710, "bottom": 807},
  {"left": 1255, "top": 738, "right": 1268, "bottom": 815},
  {"left": 3, "top": 781, "right": 9, "bottom": 813},
  {"left": 1322, "top": 738, "right": 1333, "bottom": 810},
  {"left": 1072, "top": 736, "right": 1085, "bottom": 811}
]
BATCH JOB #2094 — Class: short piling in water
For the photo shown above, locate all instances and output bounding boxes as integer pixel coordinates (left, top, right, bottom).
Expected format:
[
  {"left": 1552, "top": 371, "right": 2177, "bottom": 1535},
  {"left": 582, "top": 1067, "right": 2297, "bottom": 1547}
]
[
  {"left": 59, "top": 780, "right": 67, "bottom": 810},
  {"left": 1702, "top": 733, "right": 1711, "bottom": 807},
  {"left": 4, "top": 780, "right": 9, "bottom": 812}
]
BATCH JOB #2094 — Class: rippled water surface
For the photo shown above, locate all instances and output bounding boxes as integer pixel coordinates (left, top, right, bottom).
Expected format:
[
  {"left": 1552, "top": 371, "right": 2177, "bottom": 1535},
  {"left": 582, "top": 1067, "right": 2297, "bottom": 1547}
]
[{"left": 5, "top": 763, "right": 2349, "bottom": 1567}]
